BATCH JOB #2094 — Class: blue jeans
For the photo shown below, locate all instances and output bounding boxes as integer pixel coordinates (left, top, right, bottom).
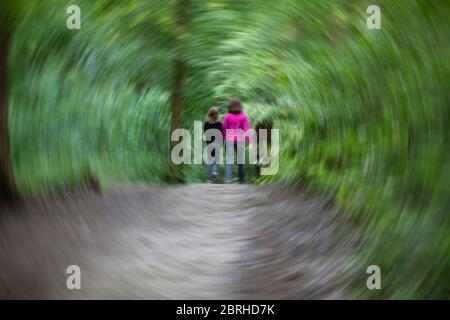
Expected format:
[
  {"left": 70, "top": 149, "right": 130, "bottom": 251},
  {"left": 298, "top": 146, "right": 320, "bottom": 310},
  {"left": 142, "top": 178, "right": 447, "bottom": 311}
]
[
  {"left": 207, "top": 161, "right": 218, "bottom": 182},
  {"left": 225, "top": 141, "right": 245, "bottom": 183},
  {"left": 206, "top": 143, "right": 221, "bottom": 182}
]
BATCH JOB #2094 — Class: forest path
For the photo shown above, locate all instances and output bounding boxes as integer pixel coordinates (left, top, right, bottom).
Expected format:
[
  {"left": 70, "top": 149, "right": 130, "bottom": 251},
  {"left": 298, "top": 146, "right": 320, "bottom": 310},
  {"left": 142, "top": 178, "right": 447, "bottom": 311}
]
[{"left": 0, "top": 184, "right": 351, "bottom": 299}]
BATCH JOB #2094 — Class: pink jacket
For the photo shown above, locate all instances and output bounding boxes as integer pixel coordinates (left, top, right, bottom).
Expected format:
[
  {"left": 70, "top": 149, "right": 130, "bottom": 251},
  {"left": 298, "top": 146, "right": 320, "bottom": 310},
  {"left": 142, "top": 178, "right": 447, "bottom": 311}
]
[{"left": 222, "top": 112, "right": 252, "bottom": 143}]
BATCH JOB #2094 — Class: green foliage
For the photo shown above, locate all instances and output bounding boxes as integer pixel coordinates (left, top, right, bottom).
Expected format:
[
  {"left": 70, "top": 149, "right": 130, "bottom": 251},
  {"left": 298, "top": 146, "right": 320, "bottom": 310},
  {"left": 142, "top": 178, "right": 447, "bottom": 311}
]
[{"left": 246, "top": 0, "right": 449, "bottom": 299}]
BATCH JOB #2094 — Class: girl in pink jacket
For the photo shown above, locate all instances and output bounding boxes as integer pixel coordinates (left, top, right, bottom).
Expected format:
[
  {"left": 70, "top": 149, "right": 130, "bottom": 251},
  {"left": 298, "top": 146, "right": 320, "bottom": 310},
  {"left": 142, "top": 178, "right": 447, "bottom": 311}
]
[{"left": 222, "top": 98, "right": 252, "bottom": 183}]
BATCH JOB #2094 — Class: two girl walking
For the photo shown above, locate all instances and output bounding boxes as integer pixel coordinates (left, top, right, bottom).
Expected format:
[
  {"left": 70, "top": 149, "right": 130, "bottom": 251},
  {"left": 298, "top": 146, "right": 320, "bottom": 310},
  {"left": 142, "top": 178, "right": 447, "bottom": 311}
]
[{"left": 203, "top": 98, "right": 252, "bottom": 184}]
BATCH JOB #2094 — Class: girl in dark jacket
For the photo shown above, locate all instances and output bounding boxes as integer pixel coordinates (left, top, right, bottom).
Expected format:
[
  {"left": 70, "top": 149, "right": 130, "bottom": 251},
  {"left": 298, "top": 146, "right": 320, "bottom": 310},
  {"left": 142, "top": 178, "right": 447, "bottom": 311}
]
[{"left": 204, "top": 107, "right": 223, "bottom": 183}]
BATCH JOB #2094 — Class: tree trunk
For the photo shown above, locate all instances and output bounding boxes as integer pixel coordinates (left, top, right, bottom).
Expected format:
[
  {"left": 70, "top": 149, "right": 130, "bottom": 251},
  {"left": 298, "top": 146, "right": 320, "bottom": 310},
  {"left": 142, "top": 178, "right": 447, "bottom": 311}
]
[
  {"left": 167, "top": 0, "right": 191, "bottom": 183},
  {"left": 255, "top": 119, "right": 273, "bottom": 179},
  {"left": 0, "top": 26, "right": 17, "bottom": 202},
  {"left": 170, "top": 59, "right": 186, "bottom": 133}
]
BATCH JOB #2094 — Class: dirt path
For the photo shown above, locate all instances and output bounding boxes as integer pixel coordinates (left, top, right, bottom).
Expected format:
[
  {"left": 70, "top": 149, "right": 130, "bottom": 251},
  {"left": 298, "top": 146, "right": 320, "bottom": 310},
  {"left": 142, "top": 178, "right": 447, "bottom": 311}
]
[{"left": 0, "top": 184, "right": 351, "bottom": 299}]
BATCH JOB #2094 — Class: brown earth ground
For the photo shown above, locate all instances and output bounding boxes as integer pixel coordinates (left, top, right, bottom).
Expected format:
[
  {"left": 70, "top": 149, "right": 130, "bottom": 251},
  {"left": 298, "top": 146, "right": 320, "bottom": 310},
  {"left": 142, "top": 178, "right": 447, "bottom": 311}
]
[{"left": 0, "top": 184, "right": 352, "bottom": 299}]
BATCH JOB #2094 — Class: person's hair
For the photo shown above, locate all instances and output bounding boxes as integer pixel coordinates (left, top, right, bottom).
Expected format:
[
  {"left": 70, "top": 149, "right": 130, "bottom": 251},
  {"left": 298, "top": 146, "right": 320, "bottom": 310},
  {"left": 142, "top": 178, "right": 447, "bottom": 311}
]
[
  {"left": 227, "top": 97, "right": 243, "bottom": 113},
  {"left": 206, "top": 107, "right": 220, "bottom": 124}
]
